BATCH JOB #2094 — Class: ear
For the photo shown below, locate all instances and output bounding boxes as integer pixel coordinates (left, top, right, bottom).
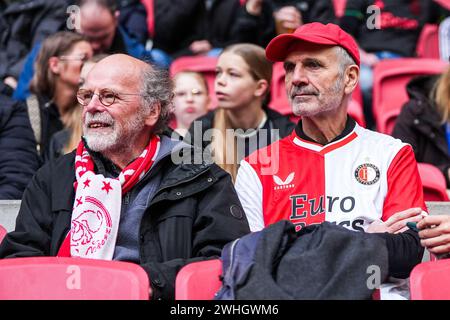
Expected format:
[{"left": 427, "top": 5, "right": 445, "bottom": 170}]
[
  {"left": 114, "top": 10, "right": 120, "bottom": 22},
  {"left": 48, "top": 56, "right": 61, "bottom": 75},
  {"left": 144, "top": 102, "right": 161, "bottom": 127},
  {"left": 344, "top": 65, "right": 359, "bottom": 96},
  {"left": 254, "top": 79, "right": 269, "bottom": 98}
]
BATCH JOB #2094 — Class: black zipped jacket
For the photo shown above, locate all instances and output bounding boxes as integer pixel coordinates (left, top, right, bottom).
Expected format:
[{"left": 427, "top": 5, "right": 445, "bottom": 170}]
[{"left": 0, "top": 139, "right": 251, "bottom": 300}]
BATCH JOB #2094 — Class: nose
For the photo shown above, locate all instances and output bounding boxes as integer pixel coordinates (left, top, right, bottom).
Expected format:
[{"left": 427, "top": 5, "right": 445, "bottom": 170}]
[
  {"left": 84, "top": 93, "right": 106, "bottom": 114},
  {"left": 290, "top": 64, "right": 309, "bottom": 87},
  {"left": 215, "top": 73, "right": 226, "bottom": 88}
]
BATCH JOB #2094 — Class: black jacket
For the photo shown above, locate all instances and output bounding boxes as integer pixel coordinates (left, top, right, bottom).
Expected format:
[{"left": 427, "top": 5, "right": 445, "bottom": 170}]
[
  {"left": 0, "top": 139, "right": 251, "bottom": 300},
  {"left": 271, "top": 0, "right": 336, "bottom": 25},
  {"left": 391, "top": 75, "right": 450, "bottom": 186},
  {"left": 0, "top": 94, "right": 39, "bottom": 199},
  {"left": 187, "top": 107, "right": 296, "bottom": 150},
  {"left": 0, "top": 0, "right": 70, "bottom": 80},
  {"left": 339, "top": 0, "right": 448, "bottom": 57},
  {"left": 153, "top": 0, "right": 275, "bottom": 58}
]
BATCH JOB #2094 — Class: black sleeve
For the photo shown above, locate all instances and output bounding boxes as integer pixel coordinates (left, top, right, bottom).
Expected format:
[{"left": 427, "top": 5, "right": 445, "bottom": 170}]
[
  {"left": 0, "top": 163, "right": 53, "bottom": 258},
  {"left": 339, "top": 0, "right": 369, "bottom": 37},
  {"left": 0, "top": 98, "right": 39, "bottom": 199},
  {"left": 373, "top": 230, "right": 424, "bottom": 279},
  {"left": 229, "top": 2, "right": 276, "bottom": 48},
  {"left": 140, "top": 167, "right": 251, "bottom": 300}
]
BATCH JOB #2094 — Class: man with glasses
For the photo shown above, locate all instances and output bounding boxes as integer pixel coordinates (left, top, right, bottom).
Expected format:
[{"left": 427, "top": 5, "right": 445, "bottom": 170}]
[{"left": 0, "top": 54, "right": 250, "bottom": 300}]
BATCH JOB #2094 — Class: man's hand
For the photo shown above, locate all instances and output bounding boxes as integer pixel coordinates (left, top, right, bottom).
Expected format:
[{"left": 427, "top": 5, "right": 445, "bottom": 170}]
[
  {"left": 366, "top": 207, "right": 425, "bottom": 234},
  {"left": 245, "top": 0, "right": 263, "bottom": 16},
  {"left": 3, "top": 76, "right": 17, "bottom": 90},
  {"left": 189, "top": 40, "right": 212, "bottom": 55},
  {"left": 273, "top": 6, "right": 302, "bottom": 34},
  {"left": 418, "top": 215, "right": 450, "bottom": 255}
]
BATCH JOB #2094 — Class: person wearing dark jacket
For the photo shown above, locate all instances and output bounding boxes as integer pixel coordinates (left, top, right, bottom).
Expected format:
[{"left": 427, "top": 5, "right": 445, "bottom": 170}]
[
  {"left": 153, "top": 0, "right": 275, "bottom": 59},
  {"left": 392, "top": 69, "right": 450, "bottom": 186},
  {"left": 339, "top": 0, "right": 449, "bottom": 129},
  {"left": 0, "top": 93, "right": 39, "bottom": 199},
  {"left": 0, "top": 54, "right": 250, "bottom": 300},
  {"left": 0, "top": 0, "right": 71, "bottom": 90},
  {"left": 187, "top": 43, "right": 295, "bottom": 181}
]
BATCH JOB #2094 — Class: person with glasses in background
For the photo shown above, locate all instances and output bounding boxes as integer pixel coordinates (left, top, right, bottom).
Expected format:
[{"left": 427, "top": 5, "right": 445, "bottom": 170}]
[
  {"left": 0, "top": 53, "right": 251, "bottom": 300},
  {"left": 46, "top": 54, "right": 109, "bottom": 163},
  {"left": 27, "top": 31, "right": 93, "bottom": 162},
  {"left": 172, "top": 71, "right": 210, "bottom": 138}
]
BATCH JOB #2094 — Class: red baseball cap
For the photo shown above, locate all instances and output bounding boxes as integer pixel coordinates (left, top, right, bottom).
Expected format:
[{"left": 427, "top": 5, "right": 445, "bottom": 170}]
[{"left": 266, "top": 22, "right": 360, "bottom": 66}]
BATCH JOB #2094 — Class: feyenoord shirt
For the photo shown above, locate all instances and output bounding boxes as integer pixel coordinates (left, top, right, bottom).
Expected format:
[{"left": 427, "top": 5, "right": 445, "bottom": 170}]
[{"left": 235, "top": 118, "right": 427, "bottom": 233}]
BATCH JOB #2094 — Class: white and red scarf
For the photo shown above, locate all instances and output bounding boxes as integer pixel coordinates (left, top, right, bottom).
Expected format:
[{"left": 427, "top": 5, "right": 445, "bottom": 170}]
[{"left": 57, "top": 136, "right": 160, "bottom": 259}]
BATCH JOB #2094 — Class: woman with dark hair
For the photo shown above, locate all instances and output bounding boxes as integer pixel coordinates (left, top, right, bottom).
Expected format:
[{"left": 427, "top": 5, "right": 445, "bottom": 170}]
[
  {"left": 28, "top": 31, "right": 93, "bottom": 160},
  {"left": 188, "top": 43, "right": 295, "bottom": 181}
]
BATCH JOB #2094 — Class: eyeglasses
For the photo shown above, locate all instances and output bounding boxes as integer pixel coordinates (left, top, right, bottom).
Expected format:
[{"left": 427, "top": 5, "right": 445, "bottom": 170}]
[
  {"left": 58, "top": 54, "right": 89, "bottom": 63},
  {"left": 77, "top": 88, "right": 146, "bottom": 107},
  {"left": 174, "top": 88, "right": 206, "bottom": 98}
]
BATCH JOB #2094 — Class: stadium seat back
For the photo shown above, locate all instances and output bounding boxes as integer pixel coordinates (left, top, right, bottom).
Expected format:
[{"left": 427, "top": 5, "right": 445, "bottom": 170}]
[
  {"left": 332, "top": 0, "right": 347, "bottom": 18},
  {"left": 175, "top": 259, "right": 222, "bottom": 300},
  {"left": 416, "top": 24, "right": 440, "bottom": 59},
  {"left": 0, "top": 257, "right": 150, "bottom": 300},
  {"left": 410, "top": 259, "right": 450, "bottom": 300},
  {"left": 141, "top": 0, "right": 154, "bottom": 38},
  {"left": 417, "top": 163, "right": 449, "bottom": 202},
  {"left": 0, "top": 224, "right": 6, "bottom": 243},
  {"left": 373, "top": 58, "right": 448, "bottom": 134},
  {"left": 170, "top": 55, "right": 219, "bottom": 109}
]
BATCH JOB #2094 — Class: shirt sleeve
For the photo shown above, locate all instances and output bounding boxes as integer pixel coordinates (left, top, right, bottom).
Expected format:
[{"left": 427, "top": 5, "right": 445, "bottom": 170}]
[
  {"left": 235, "top": 160, "right": 265, "bottom": 232},
  {"left": 382, "top": 145, "right": 427, "bottom": 221}
]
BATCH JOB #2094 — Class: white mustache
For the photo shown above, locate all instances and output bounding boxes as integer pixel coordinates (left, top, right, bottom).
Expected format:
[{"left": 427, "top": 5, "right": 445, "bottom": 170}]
[
  {"left": 290, "top": 87, "right": 319, "bottom": 98},
  {"left": 84, "top": 112, "right": 114, "bottom": 126}
]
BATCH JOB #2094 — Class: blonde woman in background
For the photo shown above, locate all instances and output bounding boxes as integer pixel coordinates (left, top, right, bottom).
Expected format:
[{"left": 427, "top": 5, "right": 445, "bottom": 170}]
[
  {"left": 28, "top": 31, "right": 93, "bottom": 161},
  {"left": 188, "top": 43, "right": 295, "bottom": 181},
  {"left": 46, "top": 54, "right": 108, "bottom": 162}
]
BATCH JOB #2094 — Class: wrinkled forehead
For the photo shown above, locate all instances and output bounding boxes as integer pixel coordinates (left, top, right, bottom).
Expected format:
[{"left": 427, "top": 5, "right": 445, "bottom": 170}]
[
  {"left": 82, "top": 61, "right": 141, "bottom": 91},
  {"left": 285, "top": 42, "right": 339, "bottom": 62}
]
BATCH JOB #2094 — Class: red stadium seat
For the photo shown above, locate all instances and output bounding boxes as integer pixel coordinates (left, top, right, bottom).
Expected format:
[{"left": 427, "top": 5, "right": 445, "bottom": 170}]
[
  {"left": 417, "top": 163, "right": 449, "bottom": 202},
  {"left": 0, "top": 257, "right": 150, "bottom": 300},
  {"left": 170, "top": 55, "right": 219, "bottom": 109},
  {"left": 269, "top": 61, "right": 366, "bottom": 127},
  {"left": 416, "top": 24, "right": 440, "bottom": 59},
  {"left": 175, "top": 259, "right": 222, "bottom": 300},
  {"left": 0, "top": 224, "right": 6, "bottom": 243},
  {"left": 410, "top": 259, "right": 450, "bottom": 300},
  {"left": 435, "top": 0, "right": 450, "bottom": 10},
  {"left": 140, "top": 0, "right": 154, "bottom": 38},
  {"left": 332, "top": 0, "right": 347, "bottom": 18},
  {"left": 372, "top": 58, "right": 448, "bottom": 134}
]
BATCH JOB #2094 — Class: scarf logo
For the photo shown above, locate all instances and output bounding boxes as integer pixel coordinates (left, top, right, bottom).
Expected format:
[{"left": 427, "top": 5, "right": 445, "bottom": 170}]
[{"left": 71, "top": 196, "right": 112, "bottom": 256}]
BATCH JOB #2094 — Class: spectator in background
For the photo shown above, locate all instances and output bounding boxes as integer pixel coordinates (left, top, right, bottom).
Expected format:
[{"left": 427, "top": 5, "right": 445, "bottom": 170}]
[
  {"left": 116, "top": 0, "right": 149, "bottom": 46},
  {"left": 0, "top": 54, "right": 250, "bottom": 300},
  {"left": 188, "top": 43, "right": 295, "bottom": 181},
  {"left": 0, "top": 0, "right": 71, "bottom": 93},
  {"left": 0, "top": 92, "right": 39, "bottom": 199},
  {"left": 392, "top": 67, "right": 450, "bottom": 187},
  {"left": 153, "top": 0, "right": 275, "bottom": 60},
  {"left": 46, "top": 54, "right": 108, "bottom": 162},
  {"left": 235, "top": 23, "right": 425, "bottom": 299},
  {"left": 27, "top": 31, "right": 93, "bottom": 161},
  {"left": 272, "top": 0, "right": 336, "bottom": 35},
  {"left": 14, "top": 0, "right": 169, "bottom": 101},
  {"left": 172, "top": 71, "right": 210, "bottom": 137},
  {"left": 339, "top": 0, "right": 449, "bottom": 129}
]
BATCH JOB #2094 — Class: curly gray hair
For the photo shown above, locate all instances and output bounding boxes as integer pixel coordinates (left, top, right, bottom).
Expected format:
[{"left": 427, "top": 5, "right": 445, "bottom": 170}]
[{"left": 140, "top": 65, "right": 174, "bottom": 134}]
